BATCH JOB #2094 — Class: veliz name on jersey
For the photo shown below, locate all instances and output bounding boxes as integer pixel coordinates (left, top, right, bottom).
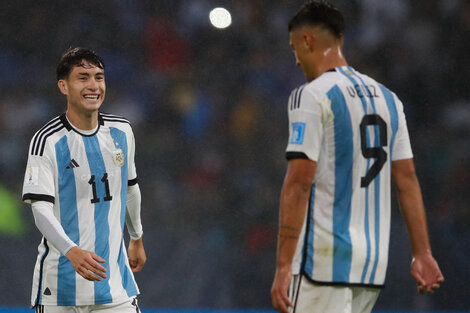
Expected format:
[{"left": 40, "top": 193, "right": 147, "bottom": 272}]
[{"left": 346, "top": 84, "right": 379, "bottom": 99}]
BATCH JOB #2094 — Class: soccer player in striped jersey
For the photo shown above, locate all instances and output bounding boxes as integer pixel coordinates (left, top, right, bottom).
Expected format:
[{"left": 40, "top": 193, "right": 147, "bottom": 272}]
[
  {"left": 22, "top": 47, "right": 146, "bottom": 313},
  {"left": 271, "top": 2, "right": 444, "bottom": 313}
]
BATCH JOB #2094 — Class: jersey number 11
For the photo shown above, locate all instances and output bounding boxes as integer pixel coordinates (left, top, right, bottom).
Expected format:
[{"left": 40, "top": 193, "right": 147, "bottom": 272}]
[{"left": 88, "top": 173, "right": 113, "bottom": 203}]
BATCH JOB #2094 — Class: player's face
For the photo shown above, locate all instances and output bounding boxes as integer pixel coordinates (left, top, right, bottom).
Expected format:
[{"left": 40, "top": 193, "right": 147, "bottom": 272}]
[
  {"left": 59, "top": 61, "right": 106, "bottom": 115},
  {"left": 289, "top": 29, "right": 315, "bottom": 82}
]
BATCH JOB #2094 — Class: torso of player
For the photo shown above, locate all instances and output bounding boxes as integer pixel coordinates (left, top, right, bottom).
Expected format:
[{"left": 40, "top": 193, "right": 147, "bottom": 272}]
[
  {"left": 24, "top": 113, "right": 139, "bottom": 306},
  {"left": 287, "top": 66, "right": 413, "bottom": 286},
  {"left": 55, "top": 127, "right": 127, "bottom": 213}
]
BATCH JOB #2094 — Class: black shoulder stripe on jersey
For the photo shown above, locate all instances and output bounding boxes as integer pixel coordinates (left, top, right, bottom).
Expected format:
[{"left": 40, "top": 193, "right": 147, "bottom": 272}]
[
  {"left": 289, "top": 88, "right": 298, "bottom": 111},
  {"left": 22, "top": 193, "right": 55, "bottom": 204},
  {"left": 33, "top": 122, "right": 63, "bottom": 156},
  {"left": 35, "top": 125, "right": 65, "bottom": 156},
  {"left": 100, "top": 112, "right": 130, "bottom": 121},
  {"left": 102, "top": 117, "right": 131, "bottom": 125},
  {"left": 30, "top": 117, "right": 61, "bottom": 155},
  {"left": 128, "top": 178, "right": 138, "bottom": 186},
  {"left": 289, "top": 86, "right": 305, "bottom": 111},
  {"left": 286, "top": 151, "right": 309, "bottom": 160},
  {"left": 295, "top": 85, "right": 305, "bottom": 110},
  {"left": 99, "top": 112, "right": 131, "bottom": 125},
  {"left": 100, "top": 112, "right": 125, "bottom": 118}
]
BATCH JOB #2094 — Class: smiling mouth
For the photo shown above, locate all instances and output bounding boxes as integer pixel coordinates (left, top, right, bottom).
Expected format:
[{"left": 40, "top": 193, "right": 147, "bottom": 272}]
[{"left": 83, "top": 95, "right": 100, "bottom": 100}]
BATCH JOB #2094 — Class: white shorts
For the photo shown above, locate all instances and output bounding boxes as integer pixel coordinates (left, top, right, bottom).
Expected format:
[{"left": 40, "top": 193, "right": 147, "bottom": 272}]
[
  {"left": 289, "top": 275, "right": 380, "bottom": 313},
  {"left": 35, "top": 297, "right": 140, "bottom": 313}
]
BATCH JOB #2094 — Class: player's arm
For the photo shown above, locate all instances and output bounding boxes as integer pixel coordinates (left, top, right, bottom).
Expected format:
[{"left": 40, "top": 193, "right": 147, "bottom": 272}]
[
  {"left": 271, "top": 158, "right": 316, "bottom": 313},
  {"left": 125, "top": 126, "right": 146, "bottom": 272},
  {"left": 24, "top": 138, "right": 106, "bottom": 281},
  {"left": 126, "top": 183, "right": 146, "bottom": 272},
  {"left": 31, "top": 201, "right": 107, "bottom": 281},
  {"left": 391, "top": 158, "right": 444, "bottom": 293}
]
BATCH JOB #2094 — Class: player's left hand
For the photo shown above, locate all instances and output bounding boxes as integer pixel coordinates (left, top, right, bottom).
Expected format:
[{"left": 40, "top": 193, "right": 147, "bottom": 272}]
[
  {"left": 411, "top": 252, "right": 444, "bottom": 294},
  {"left": 271, "top": 265, "right": 293, "bottom": 313},
  {"left": 128, "top": 237, "right": 147, "bottom": 273}
]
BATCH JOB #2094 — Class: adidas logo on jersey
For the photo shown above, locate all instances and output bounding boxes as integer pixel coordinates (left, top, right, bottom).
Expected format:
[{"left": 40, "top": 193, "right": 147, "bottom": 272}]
[
  {"left": 43, "top": 287, "right": 51, "bottom": 295},
  {"left": 66, "top": 159, "right": 80, "bottom": 169}
]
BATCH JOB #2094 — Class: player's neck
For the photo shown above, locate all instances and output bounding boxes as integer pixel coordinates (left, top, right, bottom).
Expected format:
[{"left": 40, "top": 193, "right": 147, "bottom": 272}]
[
  {"left": 313, "top": 45, "right": 348, "bottom": 78},
  {"left": 66, "top": 109, "right": 99, "bottom": 130}
]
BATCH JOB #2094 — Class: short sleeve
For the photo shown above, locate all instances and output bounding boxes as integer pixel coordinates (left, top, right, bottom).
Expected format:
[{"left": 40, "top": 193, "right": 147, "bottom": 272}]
[
  {"left": 285, "top": 86, "right": 326, "bottom": 162},
  {"left": 391, "top": 97, "right": 413, "bottom": 161},
  {"left": 22, "top": 139, "right": 56, "bottom": 204}
]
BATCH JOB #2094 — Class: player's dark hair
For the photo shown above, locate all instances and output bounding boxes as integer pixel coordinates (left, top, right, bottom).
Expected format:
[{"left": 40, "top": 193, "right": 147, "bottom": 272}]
[
  {"left": 288, "top": 1, "right": 345, "bottom": 38},
  {"left": 56, "top": 47, "right": 105, "bottom": 81}
]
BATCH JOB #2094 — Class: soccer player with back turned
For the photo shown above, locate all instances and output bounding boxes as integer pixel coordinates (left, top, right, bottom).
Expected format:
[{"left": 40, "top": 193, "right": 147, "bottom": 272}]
[
  {"left": 22, "top": 47, "right": 146, "bottom": 313},
  {"left": 271, "top": 2, "right": 444, "bottom": 313}
]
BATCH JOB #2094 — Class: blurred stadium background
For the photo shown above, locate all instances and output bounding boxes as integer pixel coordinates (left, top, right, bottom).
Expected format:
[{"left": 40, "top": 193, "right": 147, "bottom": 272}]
[{"left": 0, "top": 0, "right": 469, "bottom": 312}]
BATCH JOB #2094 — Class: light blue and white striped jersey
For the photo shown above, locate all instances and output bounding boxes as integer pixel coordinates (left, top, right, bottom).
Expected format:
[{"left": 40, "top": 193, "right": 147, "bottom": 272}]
[
  {"left": 286, "top": 66, "right": 413, "bottom": 287},
  {"left": 22, "top": 112, "right": 139, "bottom": 306}
]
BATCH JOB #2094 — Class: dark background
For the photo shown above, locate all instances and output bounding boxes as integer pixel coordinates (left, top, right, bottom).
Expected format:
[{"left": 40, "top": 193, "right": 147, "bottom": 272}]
[{"left": 0, "top": 0, "right": 469, "bottom": 310}]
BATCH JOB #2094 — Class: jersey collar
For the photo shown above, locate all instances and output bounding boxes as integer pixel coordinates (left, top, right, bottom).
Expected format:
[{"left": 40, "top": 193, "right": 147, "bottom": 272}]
[{"left": 60, "top": 112, "right": 104, "bottom": 137}]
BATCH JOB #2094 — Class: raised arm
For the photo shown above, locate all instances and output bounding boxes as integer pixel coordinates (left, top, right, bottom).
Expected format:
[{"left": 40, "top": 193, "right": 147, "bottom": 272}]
[
  {"left": 391, "top": 158, "right": 444, "bottom": 293},
  {"left": 271, "top": 158, "right": 316, "bottom": 313}
]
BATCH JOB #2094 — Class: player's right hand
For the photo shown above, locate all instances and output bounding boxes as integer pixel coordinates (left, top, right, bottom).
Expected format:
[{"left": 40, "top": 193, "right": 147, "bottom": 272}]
[
  {"left": 411, "top": 252, "right": 444, "bottom": 294},
  {"left": 271, "top": 266, "right": 293, "bottom": 313},
  {"left": 66, "top": 246, "right": 107, "bottom": 281}
]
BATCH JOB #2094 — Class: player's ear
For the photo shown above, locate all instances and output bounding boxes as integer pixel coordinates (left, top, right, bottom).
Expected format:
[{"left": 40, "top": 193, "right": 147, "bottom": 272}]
[
  {"left": 58, "top": 79, "right": 68, "bottom": 95},
  {"left": 303, "top": 33, "right": 315, "bottom": 52}
]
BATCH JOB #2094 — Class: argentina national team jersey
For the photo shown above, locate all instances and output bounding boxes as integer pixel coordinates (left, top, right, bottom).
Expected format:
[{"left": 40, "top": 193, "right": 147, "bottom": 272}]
[
  {"left": 286, "top": 66, "right": 413, "bottom": 287},
  {"left": 22, "top": 112, "right": 139, "bottom": 306}
]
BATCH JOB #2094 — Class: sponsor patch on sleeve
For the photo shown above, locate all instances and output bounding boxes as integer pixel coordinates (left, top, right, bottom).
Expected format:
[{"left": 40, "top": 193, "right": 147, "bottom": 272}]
[
  {"left": 289, "top": 122, "right": 306, "bottom": 145},
  {"left": 24, "top": 167, "right": 39, "bottom": 187}
]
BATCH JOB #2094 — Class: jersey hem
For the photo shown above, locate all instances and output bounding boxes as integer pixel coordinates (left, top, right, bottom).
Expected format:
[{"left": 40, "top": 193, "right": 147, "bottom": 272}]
[
  {"left": 301, "top": 270, "right": 385, "bottom": 289},
  {"left": 128, "top": 177, "right": 138, "bottom": 186},
  {"left": 35, "top": 292, "right": 140, "bottom": 307}
]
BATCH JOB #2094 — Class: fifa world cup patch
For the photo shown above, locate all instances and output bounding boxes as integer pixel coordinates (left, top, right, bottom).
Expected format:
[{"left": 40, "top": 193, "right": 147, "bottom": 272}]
[
  {"left": 289, "top": 122, "right": 306, "bottom": 145},
  {"left": 112, "top": 149, "right": 125, "bottom": 167},
  {"left": 25, "top": 167, "right": 39, "bottom": 186}
]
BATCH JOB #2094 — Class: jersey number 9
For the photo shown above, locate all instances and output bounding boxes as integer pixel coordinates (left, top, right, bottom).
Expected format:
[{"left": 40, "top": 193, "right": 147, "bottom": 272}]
[{"left": 360, "top": 114, "right": 388, "bottom": 188}]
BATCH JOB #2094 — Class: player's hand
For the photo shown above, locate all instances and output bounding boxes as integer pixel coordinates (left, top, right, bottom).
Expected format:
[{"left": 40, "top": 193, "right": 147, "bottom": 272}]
[
  {"left": 65, "top": 246, "right": 107, "bottom": 281},
  {"left": 271, "top": 265, "right": 293, "bottom": 313},
  {"left": 128, "top": 237, "right": 147, "bottom": 273},
  {"left": 411, "top": 252, "right": 444, "bottom": 294}
]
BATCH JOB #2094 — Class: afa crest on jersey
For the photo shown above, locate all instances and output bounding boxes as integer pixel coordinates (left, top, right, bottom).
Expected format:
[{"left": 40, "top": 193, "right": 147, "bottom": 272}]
[{"left": 112, "top": 149, "right": 125, "bottom": 167}]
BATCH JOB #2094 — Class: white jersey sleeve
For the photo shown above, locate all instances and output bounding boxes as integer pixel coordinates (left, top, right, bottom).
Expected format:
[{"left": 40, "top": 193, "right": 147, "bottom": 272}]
[
  {"left": 391, "top": 95, "right": 413, "bottom": 161},
  {"left": 22, "top": 137, "right": 56, "bottom": 204},
  {"left": 286, "top": 85, "right": 331, "bottom": 162}
]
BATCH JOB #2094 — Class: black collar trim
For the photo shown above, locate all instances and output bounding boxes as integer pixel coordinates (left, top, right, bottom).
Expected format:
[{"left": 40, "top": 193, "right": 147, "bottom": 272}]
[{"left": 60, "top": 112, "right": 102, "bottom": 137}]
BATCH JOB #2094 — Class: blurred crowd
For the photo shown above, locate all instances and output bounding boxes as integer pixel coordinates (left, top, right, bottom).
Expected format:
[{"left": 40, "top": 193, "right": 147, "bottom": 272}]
[{"left": 0, "top": 0, "right": 469, "bottom": 310}]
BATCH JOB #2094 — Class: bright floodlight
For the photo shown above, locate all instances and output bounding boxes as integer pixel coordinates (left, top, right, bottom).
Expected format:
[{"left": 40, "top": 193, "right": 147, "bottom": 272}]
[{"left": 209, "top": 7, "right": 232, "bottom": 29}]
